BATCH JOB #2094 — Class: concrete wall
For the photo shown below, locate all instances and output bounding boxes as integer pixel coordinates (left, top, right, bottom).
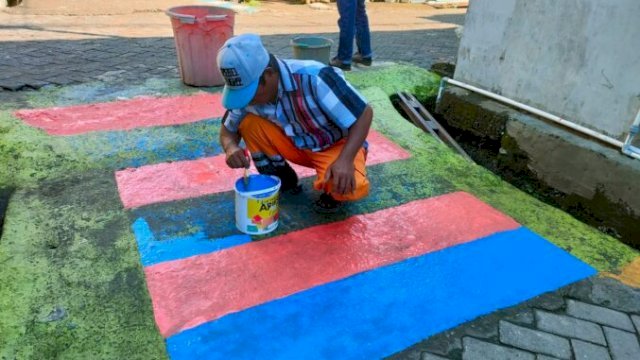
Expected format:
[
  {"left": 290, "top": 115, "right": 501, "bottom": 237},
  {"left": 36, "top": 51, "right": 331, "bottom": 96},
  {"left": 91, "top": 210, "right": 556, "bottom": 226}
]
[
  {"left": 437, "top": 87, "right": 640, "bottom": 246},
  {"left": 455, "top": 0, "right": 640, "bottom": 140}
]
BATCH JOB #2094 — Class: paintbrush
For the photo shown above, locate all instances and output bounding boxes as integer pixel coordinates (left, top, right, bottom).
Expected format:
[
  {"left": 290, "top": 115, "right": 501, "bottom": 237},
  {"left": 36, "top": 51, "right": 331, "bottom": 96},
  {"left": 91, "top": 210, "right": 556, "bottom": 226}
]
[{"left": 243, "top": 148, "right": 250, "bottom": 187}]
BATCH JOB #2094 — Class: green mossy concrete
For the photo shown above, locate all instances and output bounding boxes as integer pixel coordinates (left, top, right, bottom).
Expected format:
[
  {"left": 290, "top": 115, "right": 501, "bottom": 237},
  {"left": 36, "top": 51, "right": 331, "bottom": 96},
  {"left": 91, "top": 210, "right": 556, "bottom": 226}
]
[
  {"left": 346, "top": 64, "right": 441, "bottom": 103},
  {"left": 0, "top": 111, "right": 221, "bottom": 189},
  {"left": 0, "top": 110, "right": 93, "bottom": 188},
  {"left": 0, "top": 78, "right": 219, "bottom": 188},
  {"left": 362, "top": 86, "right": 638, "bottom": 272},
  {"left": 0, "top": 67, "right": 638, "bottom": 359},
  {"left": 437, "top": 88, "right": 511, "bottom": 141},
  {"left": 0, "top": 171, "right": 166, "bottom": 359}
]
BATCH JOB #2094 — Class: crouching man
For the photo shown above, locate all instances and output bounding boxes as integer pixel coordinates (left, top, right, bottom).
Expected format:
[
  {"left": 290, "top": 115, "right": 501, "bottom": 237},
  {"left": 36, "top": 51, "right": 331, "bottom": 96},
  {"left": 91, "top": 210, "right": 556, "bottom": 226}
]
[{"left": 218, "top": 34, "right": 373, "bottom": 213}]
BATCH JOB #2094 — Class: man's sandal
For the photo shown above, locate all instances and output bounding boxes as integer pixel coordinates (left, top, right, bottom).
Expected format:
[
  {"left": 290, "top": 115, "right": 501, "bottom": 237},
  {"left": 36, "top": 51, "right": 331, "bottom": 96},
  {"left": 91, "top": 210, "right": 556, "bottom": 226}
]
[{"left": 313, "top": 193, "right": 343, "bottom": 214}]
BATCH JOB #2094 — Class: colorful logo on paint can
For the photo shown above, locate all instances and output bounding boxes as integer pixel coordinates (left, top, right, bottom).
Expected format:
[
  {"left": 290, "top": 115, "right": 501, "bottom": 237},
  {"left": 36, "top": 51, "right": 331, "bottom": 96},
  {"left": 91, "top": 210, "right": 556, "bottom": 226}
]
[{"left": 247, "top": 192, "right": 279, "bottom": 232}]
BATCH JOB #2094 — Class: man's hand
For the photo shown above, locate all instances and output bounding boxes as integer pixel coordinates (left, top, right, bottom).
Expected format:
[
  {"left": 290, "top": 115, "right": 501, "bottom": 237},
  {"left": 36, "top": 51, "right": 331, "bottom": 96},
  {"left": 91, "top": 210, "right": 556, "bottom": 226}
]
[
  {"left": 225, "top": 145, "right": 250, "bottom": 169},
  {"left": 322, "top": 105, "right": 372, "bottom": 195},
  {"left": 220, "top": 120, "right": 249, "bottom": 169},
  {"left": 324, "top": 157, "right": 355, "bottom": 195}
]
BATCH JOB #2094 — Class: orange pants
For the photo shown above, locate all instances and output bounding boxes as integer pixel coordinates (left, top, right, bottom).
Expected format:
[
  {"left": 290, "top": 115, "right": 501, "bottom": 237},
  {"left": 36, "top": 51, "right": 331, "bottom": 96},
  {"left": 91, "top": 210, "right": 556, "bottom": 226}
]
[{"left": 238, "top": 114, "right": 369, "bottom": 201}]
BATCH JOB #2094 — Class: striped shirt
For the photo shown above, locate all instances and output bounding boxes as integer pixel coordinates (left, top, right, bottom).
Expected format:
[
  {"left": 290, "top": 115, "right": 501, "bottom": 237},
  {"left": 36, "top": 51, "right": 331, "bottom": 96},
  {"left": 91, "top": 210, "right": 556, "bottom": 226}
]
[{"left": 223, "top": 58, "right": 368, "bottom": 152}]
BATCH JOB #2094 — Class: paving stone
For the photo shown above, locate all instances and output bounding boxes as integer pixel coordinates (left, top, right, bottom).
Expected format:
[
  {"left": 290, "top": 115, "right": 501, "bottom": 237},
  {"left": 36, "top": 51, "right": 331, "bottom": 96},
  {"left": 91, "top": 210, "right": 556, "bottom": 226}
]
[
  {"left": 42, "top": 76, "right": 73, "bottom": 86},
  {"left": 531, "top": 292, "right": 566, "bottom": 312},
  {"left": 499, "top": 321, "right": 571, "bottom": 359},
  {"left": 21, "top": 57, "right": 52, "bottom": 66},
  {"left": 421, "top": 352, "right": 450, "bottom": 360},
  {"left": 395, "top": 278, "right": 640, "bottom": 360},
  {"left": 566, "top": 299, "right": 635, "bottom": 331},
  {"left": 632, "top": 315, "right": 640, "bottom": 333},
  {"left": 2, "top": 29, "right": 460, "bottom": 91},
  {"left": 561, "top": 279, "right": 595, "bottom": 300},
  {"left": 590, "top": 277, "right": 640, "bottom": 314},
  {"left": 0, "top": 79, "right": 27, "bottom": 91},
  {"left": 535, "top": 310, "right": 606, "bottom": 345},
  {"left": 0, "top": 70, "right": 24, "bottom": 82},
  {"left": 419, "top": 329, "right": 463, "bottom": 357},
  {"left": 462, "top": 316, "right": 499, "bottom": 340},
  {"left": 23, "top": 80, "right": 50, "bottom": 89},
  {"left": 387, "top": 348, "right": 423, "bottom": 360},
  {"left": 571, "top": 339, "right": 611, "bottom": 360},
  {"left": 504, "top": 309, "right": 535, "bottom": 326},
  {"left": 462, "top": 337, "right": 534, "bottom": 360},
  {"left": 604, "top": 327, "right": 640, "bottom": 360}
]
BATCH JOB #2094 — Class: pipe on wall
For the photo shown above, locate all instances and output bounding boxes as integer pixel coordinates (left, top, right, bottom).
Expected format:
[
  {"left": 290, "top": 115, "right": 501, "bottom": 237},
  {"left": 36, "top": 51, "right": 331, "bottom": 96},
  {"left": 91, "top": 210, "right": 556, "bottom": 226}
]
[
  {"left": 437, "top": 77, "right": 640, "bottom": 160},
  {"left": 622, "top": 108, "right": 640, "bottom": 158}
]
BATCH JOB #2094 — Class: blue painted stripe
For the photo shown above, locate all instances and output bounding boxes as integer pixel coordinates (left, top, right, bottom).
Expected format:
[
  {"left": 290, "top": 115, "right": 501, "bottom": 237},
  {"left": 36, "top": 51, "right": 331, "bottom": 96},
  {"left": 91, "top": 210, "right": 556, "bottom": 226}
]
[
  {"left": 166, "top": 227, "right": 596, "bottom": 359},
  {"left": 67, "top": 119, "right": 224, "bottom": 169},
  {"left": 130, "top": 161, "right": 454, "bottom": 242},
  {"left": 132, "top": 218, "right": 251, "bottom": 267}
]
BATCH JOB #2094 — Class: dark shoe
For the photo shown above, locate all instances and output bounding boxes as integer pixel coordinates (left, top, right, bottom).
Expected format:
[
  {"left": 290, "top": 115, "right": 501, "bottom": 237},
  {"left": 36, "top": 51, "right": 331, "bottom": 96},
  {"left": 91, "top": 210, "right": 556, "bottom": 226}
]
[
  {"left": 352, "top": 53, "right": 372, "bottom": 66},
  {"left": 256, "top": 162, "right": 299, "bottom": 192},
  {"left": 329, "top": 57, "right": 351, "bottom": 71},
  {"left": 284, "top": 184, "right": 303, "bottom": 195},
  {"left": 313, "top": 193, "right": 343, "bottom": 214}
]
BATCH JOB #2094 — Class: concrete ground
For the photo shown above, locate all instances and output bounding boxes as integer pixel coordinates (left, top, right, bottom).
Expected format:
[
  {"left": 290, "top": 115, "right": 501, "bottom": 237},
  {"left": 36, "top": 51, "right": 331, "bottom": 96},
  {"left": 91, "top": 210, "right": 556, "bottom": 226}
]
[
  {"left": 1, "top": 0, "right": 465, "bottom": 91},
  {"left": 396, "top": 276, "right": 640, "bottom": 359},
  {"left": 1, "top": 1, "right": 639, "bottom": 359}
]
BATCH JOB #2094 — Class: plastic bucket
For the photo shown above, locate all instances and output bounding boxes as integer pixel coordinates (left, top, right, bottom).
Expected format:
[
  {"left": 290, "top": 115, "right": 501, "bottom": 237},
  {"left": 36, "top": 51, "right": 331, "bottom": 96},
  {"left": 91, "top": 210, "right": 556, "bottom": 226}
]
[
  {"left": 166, "top": 6, "right": 235, "bottom": 87},
  {"left": 290, "top": 36, "right": 333, "bottom": 64},
  {"left": 234, "top": 174, "right": 281, "bottom": 235}
]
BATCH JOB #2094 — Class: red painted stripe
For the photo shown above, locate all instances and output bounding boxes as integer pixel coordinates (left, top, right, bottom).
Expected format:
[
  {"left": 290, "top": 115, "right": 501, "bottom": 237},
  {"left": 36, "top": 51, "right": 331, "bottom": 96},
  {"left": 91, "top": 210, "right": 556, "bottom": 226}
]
[
  {"left": 145, "top": 191, "right": 520, "bottom": 337},
  {"left": 14, "top": 93, "right": 225, "bottom": 135},
  {"left": 115, "top": 130, "right": 410, "bottom": 208}
]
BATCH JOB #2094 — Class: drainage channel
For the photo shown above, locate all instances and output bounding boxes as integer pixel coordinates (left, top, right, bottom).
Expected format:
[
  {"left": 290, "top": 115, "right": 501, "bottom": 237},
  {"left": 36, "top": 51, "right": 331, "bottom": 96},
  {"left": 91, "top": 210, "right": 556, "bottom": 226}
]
[{"left": 393, "top": 80, "right": 639, "bottom": 250}]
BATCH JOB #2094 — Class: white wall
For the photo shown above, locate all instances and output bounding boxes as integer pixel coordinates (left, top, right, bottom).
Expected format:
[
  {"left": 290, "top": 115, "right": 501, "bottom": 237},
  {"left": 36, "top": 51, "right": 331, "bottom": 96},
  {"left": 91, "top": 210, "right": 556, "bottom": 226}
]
[{"left": 454, "top": 0, "right": 640, "bottom": 140}]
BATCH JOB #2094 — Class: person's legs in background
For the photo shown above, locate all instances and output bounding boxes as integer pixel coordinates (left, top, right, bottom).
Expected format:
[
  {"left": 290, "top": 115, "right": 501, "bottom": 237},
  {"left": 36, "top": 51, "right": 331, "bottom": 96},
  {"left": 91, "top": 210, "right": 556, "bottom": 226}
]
[
  {"left": 332, "top": 0, "right": 356, "bottom": 70},
  {"left": 354, "top": 0, "right": 373, "bottom": 65}
]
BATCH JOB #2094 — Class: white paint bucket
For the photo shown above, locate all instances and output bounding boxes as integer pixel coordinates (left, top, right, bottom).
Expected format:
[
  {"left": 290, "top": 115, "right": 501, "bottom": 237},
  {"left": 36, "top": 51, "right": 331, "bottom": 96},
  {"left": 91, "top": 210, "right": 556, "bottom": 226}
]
[{"left": 234, "top": 174, "right": 281, "bottom": 235}]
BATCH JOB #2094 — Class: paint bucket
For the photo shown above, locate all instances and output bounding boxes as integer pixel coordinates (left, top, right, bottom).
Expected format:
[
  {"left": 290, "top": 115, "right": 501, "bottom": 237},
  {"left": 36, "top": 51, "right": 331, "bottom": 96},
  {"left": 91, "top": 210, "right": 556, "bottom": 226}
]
[
  {"left": 290, "top": 36, "right": 333, "bottom": 64},
  {"left": 165, "top": 6, "right": 235, "bottom": 87},
  {"left": 234, "top": 174, "right": 281, "bottom": 235}
]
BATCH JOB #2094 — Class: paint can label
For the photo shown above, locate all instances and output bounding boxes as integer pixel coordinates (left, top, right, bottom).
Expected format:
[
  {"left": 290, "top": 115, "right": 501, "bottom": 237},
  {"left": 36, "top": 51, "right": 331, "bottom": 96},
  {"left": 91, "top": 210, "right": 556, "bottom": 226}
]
[{"left": 247, "top": 192, "right": 279, "bottom": 232}]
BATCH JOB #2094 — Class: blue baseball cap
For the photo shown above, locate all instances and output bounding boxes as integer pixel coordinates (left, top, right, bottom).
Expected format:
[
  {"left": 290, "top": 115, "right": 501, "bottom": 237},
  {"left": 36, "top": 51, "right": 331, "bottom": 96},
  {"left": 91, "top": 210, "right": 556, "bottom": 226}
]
[{"left": 217, "top": 34, "right": 270, "bottom": 110}]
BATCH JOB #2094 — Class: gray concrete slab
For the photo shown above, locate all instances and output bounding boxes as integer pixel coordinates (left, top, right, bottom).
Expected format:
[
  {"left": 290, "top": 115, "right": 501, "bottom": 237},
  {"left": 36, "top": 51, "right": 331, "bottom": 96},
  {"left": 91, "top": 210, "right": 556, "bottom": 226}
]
[
  {"left": 499, "top": 321, "right": 571, "bottom": 359},
  {"left": 535, "top": 310, "right": 606, "bottom": 345},
  {"left": 571, "top": 339, "right": 612, "bottom": 360},
  {"left": 567, "top": 300, "right": 635, "bottom": 332},
  {"left": 604, "top": 327, "right": 640, "bottom": 360},
  {"left": 462, "top": 337, "right": 535, "bottom": 360},
  {"left": 391, "top": 277, "right": 640, "bottom": 360}
]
